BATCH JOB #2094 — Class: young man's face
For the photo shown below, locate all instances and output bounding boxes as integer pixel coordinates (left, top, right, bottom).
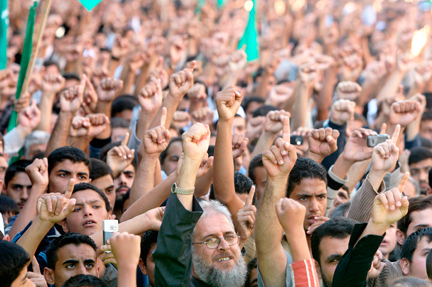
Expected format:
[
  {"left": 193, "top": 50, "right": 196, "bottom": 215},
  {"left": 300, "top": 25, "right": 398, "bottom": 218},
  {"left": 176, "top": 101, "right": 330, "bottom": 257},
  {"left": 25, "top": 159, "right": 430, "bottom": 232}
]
[
  {"left": 6, "top": 172, "right": 32, "bottom": 211},
  {"left": 401, "top": 236, "right": 432, "bottom": 280},
  {"left": 11, "top": 262, "right": 34, "bottom": 287},
  {"left": 161, "top": 141, "right": 182, "bottom": 176},
  {"left": 409, "top": 158, "right": 432, "bottom": 194},
  {"left": 139, "top": 244, "right": 157, "bottom": 286},
  {"left": 62, "top": 189, "right": 109, "bottom": 236},
  {"left": 318, "top": 236, "right": 350, "bottom": 287},
  {"left": 233, "top": 116, "right": 246, "bottom": 135},
  {"left": 397, "top": 208, "right": 432, "bottom": 245},
  {"left": 44, "top": 243, "right": 99, "bottom": 287},
  {"left": 114, "top": 164, "right": 135, "bottom": 198},
  {"left": 91, "top": 174, "right": 115, "bottom": 210},
  {"left": 49, "top": 160, "right": 90, "bottom": 193},
  {"left": 289, "top": 178, "right": 327, "bottom": 230},
  {"left": 379, "top": 224, "right": 397, "bottom": 258}
]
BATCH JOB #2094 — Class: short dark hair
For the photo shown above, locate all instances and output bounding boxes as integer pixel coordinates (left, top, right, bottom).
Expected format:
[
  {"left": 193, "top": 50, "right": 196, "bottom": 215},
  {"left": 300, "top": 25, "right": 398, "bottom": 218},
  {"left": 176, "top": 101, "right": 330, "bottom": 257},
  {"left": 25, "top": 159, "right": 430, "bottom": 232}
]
[
  {"left": 47, "top": 147, "right": 91, "bottom": 175},
  {"left": 330, "top": 201, "right": 351, "bottom": 220},
  {"left": 90, "top": 158, "right": 113, "bottom": 180},
  {"left": 110, "top": 117, "right": 129, "bottom": 129},
  {"left": 62, "top": 274, "right": 107, "bottom": 287},
  {"left": 0, "top": 194, "right": 19, "bottom": 215},
  {"left": 409, "top": 147, "right": 432, "bottom": 165},
  {"left": 140, "top": 231, "right": 158, "bottom": 266},
  {"left": 242, "top": 97, "right": 265, "bottom": 112},
  {"left": 0, "top": 241, "right": 30, "bottom": 286},
  {"left": 62, "top": 73, "right": 81, "bottom": 82},
  {"left": 311, "top": 217, "right": 356, "bottom": 264},
  {"left": 245, "top": 257, "right": 258, "bottom": 287},
  {"left": 47, "top": 233, "right": 97, "bottom": 270},
  {"left": 160, "top": 137, "right": 182, "bottom": 165},
  {"left": 234, "top": 171, "right": 253, "bottom": 194},
  {"left": 43, "top": 59, "right": 60, "bottom": 71},
  {"left": 4, "top": 159, "right": 31, "bottom": 187},
  {"left": 111, "top": 96, "right": 137, "bottom": 118},
  {"left": 400, "top": 227, "right": 432, "bottom": 262},
  {"left": 72, "top": 183, "right": 111, "bottom": 212},
  {"left": 287, "top": 158, "right": 327, "bottom": 197},
  {"left": 390, "top": 277, "right": 432, "bottom": 287},
  {"left": 248, "top": 154, "right": 263, "bottom": 185},
  {"left": 252, "top": 105, "right": 279, "bottom": 118},
  {"left": 397, "top": 196, "right": 432, "bottom": 236},
  {"left": 421, "top": 137, "right": 432, "bottom": 149}
]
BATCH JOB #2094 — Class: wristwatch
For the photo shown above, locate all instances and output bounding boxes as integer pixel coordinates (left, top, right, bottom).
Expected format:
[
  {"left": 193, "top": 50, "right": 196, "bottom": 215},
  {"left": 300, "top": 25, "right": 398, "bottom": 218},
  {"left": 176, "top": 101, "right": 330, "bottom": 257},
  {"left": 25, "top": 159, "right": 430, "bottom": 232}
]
[{"left": 171, "top": 183, "right": 195, "bottom": 195}]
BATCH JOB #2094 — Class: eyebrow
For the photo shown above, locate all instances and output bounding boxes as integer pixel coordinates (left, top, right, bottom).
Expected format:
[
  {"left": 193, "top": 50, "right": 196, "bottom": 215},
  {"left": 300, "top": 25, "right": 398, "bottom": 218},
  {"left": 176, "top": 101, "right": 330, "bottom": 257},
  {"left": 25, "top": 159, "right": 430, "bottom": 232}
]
[
  {"left": 63, "top": 259, "right": 79, "bottom": 265},
  {"left": 58, "top": 169, "right": 72, "bottom": 174},
  {"left": 123, "top": 171, "right": 135, "bottom": 175},
  {"left": 422, "top": 248, "right": 431, "bottom": 254},
  {"left": 202, "top": 231, "right": 235, "bottom": 240},
  {"left": 414, "top": 224, "right": 430, "bottom": 230},
  {"left": 77, "top": 172, "right": 89, "bottom": 176},
  {"left": 74, "top": 199, "right": 102, "bottom": 206},
  {"left": 11, "top": 184, "right": 32, "bottom": 188},
  {"left": 325, "top": 254, "right": 343, "bottom": 263}
]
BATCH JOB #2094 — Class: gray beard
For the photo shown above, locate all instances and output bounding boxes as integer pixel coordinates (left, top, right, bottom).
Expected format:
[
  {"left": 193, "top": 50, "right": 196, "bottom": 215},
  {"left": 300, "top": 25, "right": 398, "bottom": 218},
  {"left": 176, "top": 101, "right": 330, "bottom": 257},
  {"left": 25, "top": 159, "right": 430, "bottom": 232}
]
[{"left": 192, "top": 249, "right": 247, "bottom": 287}]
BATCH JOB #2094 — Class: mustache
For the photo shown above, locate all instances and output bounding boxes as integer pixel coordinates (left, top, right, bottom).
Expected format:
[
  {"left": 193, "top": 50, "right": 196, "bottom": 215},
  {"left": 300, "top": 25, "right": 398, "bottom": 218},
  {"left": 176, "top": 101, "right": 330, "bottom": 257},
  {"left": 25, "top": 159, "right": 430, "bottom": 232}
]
[{"left": 115, "top": 185, "right": 130, "bottom": 193}]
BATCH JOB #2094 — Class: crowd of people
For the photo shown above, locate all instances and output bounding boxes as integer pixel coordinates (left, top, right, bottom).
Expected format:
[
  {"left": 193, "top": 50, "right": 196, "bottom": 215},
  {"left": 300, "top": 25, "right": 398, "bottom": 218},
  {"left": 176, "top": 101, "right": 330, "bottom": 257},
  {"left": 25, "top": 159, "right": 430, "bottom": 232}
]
[{"left": 4, "top": 0, "right": 432, "bottom": 286}]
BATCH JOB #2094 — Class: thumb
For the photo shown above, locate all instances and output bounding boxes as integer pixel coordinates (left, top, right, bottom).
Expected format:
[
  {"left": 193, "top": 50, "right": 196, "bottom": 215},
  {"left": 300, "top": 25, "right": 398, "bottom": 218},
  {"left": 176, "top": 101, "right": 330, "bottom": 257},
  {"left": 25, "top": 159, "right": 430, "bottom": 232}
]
[{"left": 187, "top": 60, "right": 196, "bottom": 72}]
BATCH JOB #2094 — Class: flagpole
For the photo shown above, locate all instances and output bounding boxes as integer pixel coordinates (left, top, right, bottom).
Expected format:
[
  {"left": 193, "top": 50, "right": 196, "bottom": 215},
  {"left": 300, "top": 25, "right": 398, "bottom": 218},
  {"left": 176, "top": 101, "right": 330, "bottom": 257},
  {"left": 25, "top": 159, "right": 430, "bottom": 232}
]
[{"left": 19, "top": 0, "right": 52, "bottom": 99}]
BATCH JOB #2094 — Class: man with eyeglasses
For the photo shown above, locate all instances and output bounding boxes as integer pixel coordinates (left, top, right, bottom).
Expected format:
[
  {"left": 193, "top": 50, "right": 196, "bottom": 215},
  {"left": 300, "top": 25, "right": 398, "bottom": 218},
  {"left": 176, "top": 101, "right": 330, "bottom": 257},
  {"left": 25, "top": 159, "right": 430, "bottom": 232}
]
[{"left": 153, "top": 122, "right": 248, "bottom": 287}]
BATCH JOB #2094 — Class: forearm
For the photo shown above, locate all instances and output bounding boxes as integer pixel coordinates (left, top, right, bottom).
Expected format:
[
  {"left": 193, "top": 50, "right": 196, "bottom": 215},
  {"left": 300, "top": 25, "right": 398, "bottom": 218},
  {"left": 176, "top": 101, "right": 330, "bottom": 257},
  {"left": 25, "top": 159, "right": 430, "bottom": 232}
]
[
  {"left": 255, "top": 178, "right": 288, "bottom": 287},
  {"left": 316, "top": 67, "right": 337, "bottom": 121},
  {"left": 194, "top": 166, "right": 213, "bottom": 197},
  {"left": 177, "top": 157, "right": 201, "bottom": 211},
  {"left": 188, "top": 100, "right": 204, "bottom": 115},
  {"left": 358, "top": 80, "right": 376, "bottom": 108},
  {"left": 136, "top": 112, "right": 156, "bottom": 142},
  {"left": 8, "top": 185, "right": 46, "bottom": 240},
  {"left": 45, "top": 112, "right": 73, "bottom": 155},
  {"left": 94, "top": 214, "right": 153, "bottom": 247},
  {"left": 35, "top": 93, "right": 55, "bottom": 132},
  {"left": 16, "top": 217, "right": 53, "bottom": 258},
  {"left": 223, "top": 70, "right": 241, "bottom": 90},
  {"left": 68, "top": 136, "right": 93, "bottom": 152},
  {"left": 128, "top": 154, "right": 157, "bottom": 205},
  {"left": 213, "top": 120, "right": 244, "bottom": 222},
  {"left": 284, "top": 229, "right": 310, "bottom": 262},
  {"left": 376, "top": 70, "right": 405, "bottom": 103},
  {"left": 345, "top": 160, "right": 371, "bottom": 192},
  {"left": 251, "top": 132, "right": 277, "bottom": 159},
  {"left": 120, "top": 173, "right": 175, "bottom": 222},
  {"left": 291, "top": 84, "right": 312, "bottom": 130},
  {"left": 117, "top": 265, "right": 137, "bottom": 287},
  {"left": 95, "top": 101, "right": 112, "bottom": 118},
  {"left": 120, "top": 67, "right": 136, "bottom": 95},
  {"left": 134, "top": 62, "right": 152, "bottom": 97},
  {"left": 149, "top": 95, "right": 182, "bottom": 130},
  {"left": 332, "top": 154, "right": 355, "bottom": 181},
  {"left": 406, "top": 117, "right": 421, "bottom": 142},
  {"left": 108, "top": 58, "right": 120, "bottom": 78}
]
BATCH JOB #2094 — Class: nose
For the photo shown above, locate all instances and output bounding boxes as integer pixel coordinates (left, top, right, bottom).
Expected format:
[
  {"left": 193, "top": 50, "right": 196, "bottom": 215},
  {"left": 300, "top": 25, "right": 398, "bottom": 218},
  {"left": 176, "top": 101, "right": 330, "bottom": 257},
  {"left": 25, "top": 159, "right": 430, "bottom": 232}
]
[
  {"left": 119, "top": 173, "right": 127, "bottom": 186},
  {"left": 420, "top": 170, "right": 429, "bottom": 182},
  {"left": 217, "top": 237, "right": 230, "bottom": 251},
  {"left": 83, "top": 206, "right": 93, "bottom": 217},
  {"left": 309, "top": 198, "right": 319, "bottom": 213},
  {"left": 20, "top": 187, "right": 29, "bottom": 201}
]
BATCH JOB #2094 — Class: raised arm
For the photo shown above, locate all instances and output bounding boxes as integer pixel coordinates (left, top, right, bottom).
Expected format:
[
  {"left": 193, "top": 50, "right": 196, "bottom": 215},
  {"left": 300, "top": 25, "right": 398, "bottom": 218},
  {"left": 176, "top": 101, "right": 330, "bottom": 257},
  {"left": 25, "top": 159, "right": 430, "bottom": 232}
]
[
  {"left": 45, "top": 76, "right": 86, "bottom": 155},
  {"left": 348, "top": 126, "right": 401, "bottom": 223},
  {"left": 256, "top": 116, "right": 298, "bottom": 287},
  {"left": 153, "top": 123, "right": 210, "bottom": 286},
  {"left": 213, "top": 86, "right": 245, "bottom": 226},
  {"left": 36, "top": 74, "right": 65, "bottom": 132}
]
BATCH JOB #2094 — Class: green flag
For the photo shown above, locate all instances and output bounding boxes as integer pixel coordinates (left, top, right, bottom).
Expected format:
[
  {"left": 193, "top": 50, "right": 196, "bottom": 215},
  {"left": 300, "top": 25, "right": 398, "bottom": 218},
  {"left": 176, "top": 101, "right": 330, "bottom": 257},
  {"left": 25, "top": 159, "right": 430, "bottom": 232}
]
[
  {"left": 7, "top": 1, "right": 37, "bottom": 133},
  {"left": 0, "top": 0, "right": 8, "bottom": 70},
  {"left": 216, "top": 0, "right": 226, "bottom": 9},
  {"left": 78, "top": 0, "right": 102, "bottom": 11},
  {"left": 238, "top": 0, "right": 259, "bottom": 62}
]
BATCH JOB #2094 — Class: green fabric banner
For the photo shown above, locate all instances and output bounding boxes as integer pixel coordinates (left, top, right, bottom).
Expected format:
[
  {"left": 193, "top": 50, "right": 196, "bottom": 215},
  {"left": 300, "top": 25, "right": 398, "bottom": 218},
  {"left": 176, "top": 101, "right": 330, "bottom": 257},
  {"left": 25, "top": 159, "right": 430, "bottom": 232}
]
[
  {"left": 0, "top": 0, "right": 8, "bottom": 70},
  {"left": 237, "top": 0, "right": 259, "bottom": 62},
  {"left": 78, "top": 0, "right": 102, "bottom": 11},
  {"left": 7, "top": 1, "right": 37, "bottom": 133},
  {"left": 216, "top": 0, "right": 226, "bottom": 9}
]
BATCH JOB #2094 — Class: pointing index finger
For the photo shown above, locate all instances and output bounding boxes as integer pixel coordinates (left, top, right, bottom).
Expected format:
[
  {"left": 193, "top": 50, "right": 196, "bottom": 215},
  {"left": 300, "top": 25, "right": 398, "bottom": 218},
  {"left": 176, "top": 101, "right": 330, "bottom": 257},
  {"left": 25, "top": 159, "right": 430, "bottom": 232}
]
[
  {"left": 64, "top": 179, "right": 75, "bottom": 199},
  {"left": 245, "top": 186, "right": 255, "bottom": 207},
  {"left": 121, "top": 132, "right": 130, "bottom": 146},
  {"left": 391, "top": 124, "right": 401, "bottom": 142},
  {"left": 78, "top": 74, "right": 87, "bottom": 98},
  {"left": 31, "top": 256, "right": 41, "bottom": 275},
  {"left": 282, "top": 116, "right": 290, "bottom": 142}
]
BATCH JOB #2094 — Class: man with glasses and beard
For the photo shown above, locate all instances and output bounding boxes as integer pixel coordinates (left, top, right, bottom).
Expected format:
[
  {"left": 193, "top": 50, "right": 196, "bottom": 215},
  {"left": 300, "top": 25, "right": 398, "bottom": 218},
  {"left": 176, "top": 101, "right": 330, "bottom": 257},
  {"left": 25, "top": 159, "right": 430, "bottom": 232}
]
[{"left": 153, "top": 122, "right": 247, "bottom": 287}]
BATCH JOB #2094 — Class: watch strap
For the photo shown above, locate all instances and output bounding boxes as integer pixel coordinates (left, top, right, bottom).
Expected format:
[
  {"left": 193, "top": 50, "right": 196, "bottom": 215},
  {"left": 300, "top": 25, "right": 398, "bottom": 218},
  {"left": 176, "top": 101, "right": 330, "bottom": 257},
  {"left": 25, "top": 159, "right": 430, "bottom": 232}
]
[{"left": 172, "top": 183, "right": 195, "bottom": 195}]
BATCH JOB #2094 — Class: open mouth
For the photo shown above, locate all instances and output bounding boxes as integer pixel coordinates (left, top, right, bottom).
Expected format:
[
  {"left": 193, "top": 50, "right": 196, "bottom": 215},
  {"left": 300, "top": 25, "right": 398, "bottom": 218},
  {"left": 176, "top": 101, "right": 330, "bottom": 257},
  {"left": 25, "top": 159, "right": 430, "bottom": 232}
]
[
  {"left": 216, "top": 257, "right": 231, "bottom": 262},
  {"left": 83, "top": 220, "right": 97, "bottom": 227}
]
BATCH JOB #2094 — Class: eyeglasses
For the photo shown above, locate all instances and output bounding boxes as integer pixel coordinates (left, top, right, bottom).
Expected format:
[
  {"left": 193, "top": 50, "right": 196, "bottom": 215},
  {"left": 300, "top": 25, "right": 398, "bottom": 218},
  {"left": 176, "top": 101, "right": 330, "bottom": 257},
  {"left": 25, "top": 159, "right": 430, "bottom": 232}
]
[{"left": 193, "top": 234, "right": 240, "bottom": 249}]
